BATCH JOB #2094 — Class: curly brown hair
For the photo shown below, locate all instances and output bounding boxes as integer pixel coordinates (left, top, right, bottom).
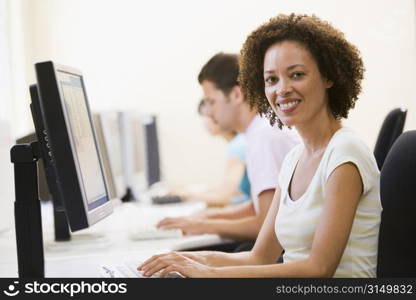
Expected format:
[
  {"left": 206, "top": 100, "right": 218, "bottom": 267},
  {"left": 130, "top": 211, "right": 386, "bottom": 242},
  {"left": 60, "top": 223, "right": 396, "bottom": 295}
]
[{"left": 239, "top": 13, "right": 365, "bottom": 127}]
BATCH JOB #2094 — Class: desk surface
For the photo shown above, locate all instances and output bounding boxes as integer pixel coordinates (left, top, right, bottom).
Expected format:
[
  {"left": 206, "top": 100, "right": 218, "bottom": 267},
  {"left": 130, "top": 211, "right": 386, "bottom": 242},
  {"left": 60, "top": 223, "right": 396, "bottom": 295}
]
[{"left": 0, "top": 200, "right": 232, "bottom": 277}]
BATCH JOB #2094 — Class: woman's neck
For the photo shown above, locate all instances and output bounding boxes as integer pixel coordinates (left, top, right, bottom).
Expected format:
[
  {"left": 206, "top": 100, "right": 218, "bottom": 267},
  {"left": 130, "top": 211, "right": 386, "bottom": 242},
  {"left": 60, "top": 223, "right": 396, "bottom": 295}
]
[{"left": 295, "top": 113, "right": 342, "bottom": 155}]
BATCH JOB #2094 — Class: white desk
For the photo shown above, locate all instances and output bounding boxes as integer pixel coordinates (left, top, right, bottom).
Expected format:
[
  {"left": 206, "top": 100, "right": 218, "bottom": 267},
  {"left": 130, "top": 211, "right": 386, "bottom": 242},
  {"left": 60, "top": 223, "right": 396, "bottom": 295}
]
[{"left": 0, "top": 200, "right": 232, "bottom": 277}]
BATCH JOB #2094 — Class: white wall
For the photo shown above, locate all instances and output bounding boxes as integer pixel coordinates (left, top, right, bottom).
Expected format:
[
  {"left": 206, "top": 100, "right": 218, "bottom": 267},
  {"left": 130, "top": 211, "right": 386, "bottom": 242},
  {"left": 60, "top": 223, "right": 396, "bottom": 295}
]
[
  {"left": 6, "top": 0, "right": 416, "bottom": 186},
  {"left": 0, "top": 0, "right": 15, "bottom": 232},
  {"left": 0, "top": 120, "right": 14, "bottom": 232}
]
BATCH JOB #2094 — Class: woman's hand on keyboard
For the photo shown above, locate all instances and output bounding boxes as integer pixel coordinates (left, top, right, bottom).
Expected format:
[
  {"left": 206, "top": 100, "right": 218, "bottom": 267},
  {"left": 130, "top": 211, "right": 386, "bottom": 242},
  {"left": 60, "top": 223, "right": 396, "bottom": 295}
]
[{"left": 138, "top": 251, "right": 217, "bottom": 278}]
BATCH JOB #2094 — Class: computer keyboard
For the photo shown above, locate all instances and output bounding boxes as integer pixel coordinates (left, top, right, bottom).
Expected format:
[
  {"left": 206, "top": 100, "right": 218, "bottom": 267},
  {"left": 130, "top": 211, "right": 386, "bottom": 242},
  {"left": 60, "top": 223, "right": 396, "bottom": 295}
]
[
  {"left": 99, "top": 261, "right": 184, "bottom": 278},
  {"left": 128, "top": 227, "right": 183, "bottom": 240},
  {"left": 151, "top": 195, "right": 183, "bottom": 205}
]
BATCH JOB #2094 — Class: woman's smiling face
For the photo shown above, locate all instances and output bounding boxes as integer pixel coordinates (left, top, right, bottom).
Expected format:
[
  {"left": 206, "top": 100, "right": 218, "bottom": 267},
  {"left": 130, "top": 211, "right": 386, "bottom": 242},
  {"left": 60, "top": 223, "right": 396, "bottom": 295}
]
[{"left": 263, "top": 40, "right": 333, "bottom": 128}]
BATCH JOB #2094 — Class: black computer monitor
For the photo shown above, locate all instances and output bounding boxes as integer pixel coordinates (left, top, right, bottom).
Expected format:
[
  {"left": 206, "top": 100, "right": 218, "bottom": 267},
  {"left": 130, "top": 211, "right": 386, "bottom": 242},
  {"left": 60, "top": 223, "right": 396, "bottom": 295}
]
[
  {"left": 143, "top": 115, "right": 161, "bottom": 187},
  {"left": 31, "top": 61, "right": 113, "bottom": 231}
]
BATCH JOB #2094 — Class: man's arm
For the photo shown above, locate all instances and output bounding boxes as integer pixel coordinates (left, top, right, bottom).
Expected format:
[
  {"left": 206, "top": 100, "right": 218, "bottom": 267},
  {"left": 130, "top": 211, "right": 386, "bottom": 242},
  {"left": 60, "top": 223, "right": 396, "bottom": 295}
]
[
  {"left": 195, "top": 200, "right": 255, "bottom": 220},
  {"left": 187, "top": 157, "right": 245, "bottom": 207},
  {"left": 171, "top": 157, "right": 245, "bottom": 207},
  {"left": 201, "top": 189, "right": 274, "bottom": 240}
]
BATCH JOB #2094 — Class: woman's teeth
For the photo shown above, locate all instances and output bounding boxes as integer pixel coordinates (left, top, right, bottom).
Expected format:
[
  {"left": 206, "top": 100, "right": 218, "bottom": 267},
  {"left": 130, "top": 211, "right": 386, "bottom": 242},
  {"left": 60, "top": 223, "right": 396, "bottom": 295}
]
[{"left": 279, "top": 100, "right": 300, "bottom": 109}]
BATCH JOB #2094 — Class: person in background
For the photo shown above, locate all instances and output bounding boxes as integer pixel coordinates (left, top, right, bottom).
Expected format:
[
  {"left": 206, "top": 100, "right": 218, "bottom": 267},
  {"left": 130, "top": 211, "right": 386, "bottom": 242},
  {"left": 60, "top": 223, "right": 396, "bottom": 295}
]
[
  {"left": 140, "top": 14, "right": 381, "bottom": 278},
  {"left": 170, "top": 99, "right": 251, "bottom": 207},
  {"left": 156, "top": 52, "right": 299, "bottom": 243}
]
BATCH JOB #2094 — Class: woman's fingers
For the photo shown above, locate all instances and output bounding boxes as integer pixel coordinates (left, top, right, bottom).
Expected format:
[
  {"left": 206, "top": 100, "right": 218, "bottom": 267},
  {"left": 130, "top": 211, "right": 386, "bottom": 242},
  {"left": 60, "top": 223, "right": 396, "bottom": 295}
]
[
  {"left": 139, "top": 252, "right": 183, "bottom": 277},
  {"left": 139, "top": 252, "right": 170, "bottom": 271},
  {"left": 138, "top": 254, "right": 159, "bottom": 270},
  {"left": 157, "top": 217, "right": 186, "bottom": 228},
  {"left": 139, "top": 252, "right": 211, "bottom": 278}
]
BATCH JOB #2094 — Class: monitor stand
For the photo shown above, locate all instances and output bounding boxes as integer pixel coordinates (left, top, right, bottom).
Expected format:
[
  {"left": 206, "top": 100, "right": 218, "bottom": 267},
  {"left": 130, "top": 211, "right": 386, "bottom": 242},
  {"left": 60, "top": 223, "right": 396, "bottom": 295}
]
[
  {"left": 10, "top": 141, "right": 44, "bottom": 278},
  {"left": 53, "top": 208, "right": 71, "bottom": 241},
  {"left": 121, "top": 187, "right": 135, "bottom": 202},
  {"left": 52, "top": 195, "right": 71, "bottom": 241}
]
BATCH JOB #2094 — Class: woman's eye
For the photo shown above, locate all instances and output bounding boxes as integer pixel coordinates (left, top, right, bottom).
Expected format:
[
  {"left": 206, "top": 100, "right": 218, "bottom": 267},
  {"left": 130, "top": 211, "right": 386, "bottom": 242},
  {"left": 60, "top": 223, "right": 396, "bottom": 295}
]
[
  {"left": 291, "top": 72, "right": 304, "bottom": 79},
  {"left": 265, "top": 77, "right": 277, "bottom": 84}
]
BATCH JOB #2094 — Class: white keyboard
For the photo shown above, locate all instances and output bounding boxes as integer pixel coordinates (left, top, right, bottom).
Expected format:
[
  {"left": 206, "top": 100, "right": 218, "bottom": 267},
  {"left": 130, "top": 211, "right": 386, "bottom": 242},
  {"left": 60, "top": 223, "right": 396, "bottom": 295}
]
[
  {"left": 128, "top": 227, "right": 183, "bottom": 240},
  {"left": 99, "top": 261, "right": 184, "bottom": 278}
]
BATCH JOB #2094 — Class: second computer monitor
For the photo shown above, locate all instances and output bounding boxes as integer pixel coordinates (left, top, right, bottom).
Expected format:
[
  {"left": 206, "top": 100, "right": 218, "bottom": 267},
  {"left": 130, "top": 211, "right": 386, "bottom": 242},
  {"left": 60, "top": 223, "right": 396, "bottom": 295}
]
[
  {"left": 93, "top": 112, "right": 126, "bottom": 200},
  {"left": 119, "top": 112, "right": 161, "bottom": 199}
]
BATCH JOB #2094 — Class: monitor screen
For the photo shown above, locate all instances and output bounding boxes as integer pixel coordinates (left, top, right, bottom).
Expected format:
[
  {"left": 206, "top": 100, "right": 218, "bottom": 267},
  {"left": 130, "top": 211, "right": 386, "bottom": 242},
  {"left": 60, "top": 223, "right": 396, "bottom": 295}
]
[{"left": 56, "top": 71, "right": 107, "bottom": 210}]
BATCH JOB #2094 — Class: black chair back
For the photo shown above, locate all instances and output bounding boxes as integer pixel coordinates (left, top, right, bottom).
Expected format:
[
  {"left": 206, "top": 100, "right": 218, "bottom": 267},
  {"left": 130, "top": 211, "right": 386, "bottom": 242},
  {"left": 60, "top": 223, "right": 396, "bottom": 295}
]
[
  {"left": 374, "top": 108, "right": 407, "bottom": 170},
  {"left": 377, "top": 130, "right": 416, "bottom": 277}
]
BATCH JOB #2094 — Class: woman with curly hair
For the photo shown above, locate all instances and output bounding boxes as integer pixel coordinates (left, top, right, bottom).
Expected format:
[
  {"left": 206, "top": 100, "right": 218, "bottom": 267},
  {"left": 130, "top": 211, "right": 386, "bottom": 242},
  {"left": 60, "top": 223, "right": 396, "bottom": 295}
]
[{"left": 139, "top": 14, "right": 382, "bottom": 278}]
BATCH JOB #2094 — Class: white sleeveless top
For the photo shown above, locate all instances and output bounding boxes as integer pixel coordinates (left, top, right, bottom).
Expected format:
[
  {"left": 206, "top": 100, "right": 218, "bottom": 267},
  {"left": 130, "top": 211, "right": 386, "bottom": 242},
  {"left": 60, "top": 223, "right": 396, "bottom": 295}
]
[{"left": 275, "top": 127, "right": 382, "bottom": 277}]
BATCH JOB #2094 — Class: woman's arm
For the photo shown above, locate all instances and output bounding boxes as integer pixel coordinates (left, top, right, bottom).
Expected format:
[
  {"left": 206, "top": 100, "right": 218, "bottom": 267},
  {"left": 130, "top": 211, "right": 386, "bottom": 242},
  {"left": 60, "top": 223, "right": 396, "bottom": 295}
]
[
  {"left": 197, "top": 162, "right": 363, "bottom": 277},
  {"left": 142, "top": 162, "right": 363, "bottom": 277},
  {"left": 142, "top": 188, "right": 283, "bottom": 275}
]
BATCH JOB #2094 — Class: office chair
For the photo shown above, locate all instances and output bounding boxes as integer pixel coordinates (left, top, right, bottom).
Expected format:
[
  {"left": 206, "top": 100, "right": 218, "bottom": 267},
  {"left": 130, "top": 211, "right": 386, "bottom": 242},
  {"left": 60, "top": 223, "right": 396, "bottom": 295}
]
[
  {"left": 377, "top": 130, "right": 416, "bottom": 277},
  {"left": 374, "top": 108, "right": 407, "bottom": 170}
]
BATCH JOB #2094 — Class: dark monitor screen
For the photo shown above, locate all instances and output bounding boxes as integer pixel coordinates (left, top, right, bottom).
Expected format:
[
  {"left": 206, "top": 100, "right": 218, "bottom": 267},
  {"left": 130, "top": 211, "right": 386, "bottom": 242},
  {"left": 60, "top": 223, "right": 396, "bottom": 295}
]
[{"left": 33, "top": 61, "right": 112, "bottom": 231}]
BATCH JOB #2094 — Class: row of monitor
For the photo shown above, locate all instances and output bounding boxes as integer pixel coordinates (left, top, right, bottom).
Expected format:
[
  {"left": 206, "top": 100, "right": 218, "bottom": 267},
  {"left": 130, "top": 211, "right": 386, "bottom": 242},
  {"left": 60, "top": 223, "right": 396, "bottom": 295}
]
[
  {"left": 93, "top": 111, "right": 161, "bottom": 202},
  {"left": 19, "top": 61, "right": 161, "bottom": 232}
]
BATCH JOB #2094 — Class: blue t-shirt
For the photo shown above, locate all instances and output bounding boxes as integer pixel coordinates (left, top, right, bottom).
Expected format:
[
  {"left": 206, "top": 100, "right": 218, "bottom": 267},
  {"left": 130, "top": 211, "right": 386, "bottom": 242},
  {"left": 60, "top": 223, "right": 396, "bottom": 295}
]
[{"left": 226, "top": 134, "right": 251, "bottom": 204}]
